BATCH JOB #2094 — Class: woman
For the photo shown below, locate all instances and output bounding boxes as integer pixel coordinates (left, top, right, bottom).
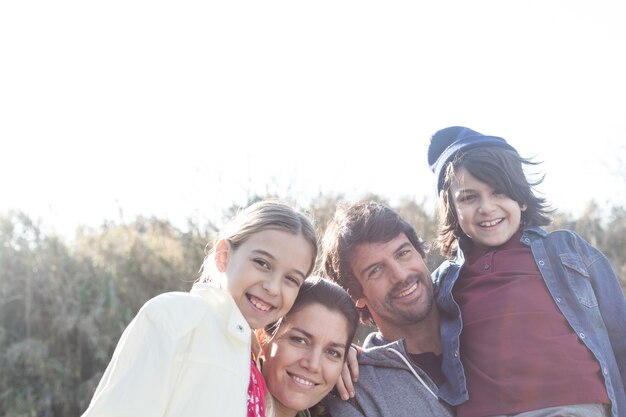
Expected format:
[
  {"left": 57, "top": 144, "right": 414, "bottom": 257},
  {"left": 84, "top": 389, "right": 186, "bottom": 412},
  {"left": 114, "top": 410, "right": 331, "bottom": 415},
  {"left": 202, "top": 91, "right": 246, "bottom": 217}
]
[{"left": 260, "top": 277, "right": 359, "bottom": 417}]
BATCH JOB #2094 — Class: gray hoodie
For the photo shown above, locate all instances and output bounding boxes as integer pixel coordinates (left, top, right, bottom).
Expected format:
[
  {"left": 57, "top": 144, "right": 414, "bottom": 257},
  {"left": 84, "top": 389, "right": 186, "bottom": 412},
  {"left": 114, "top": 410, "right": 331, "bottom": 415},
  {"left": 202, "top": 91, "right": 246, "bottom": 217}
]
[{"left": 324, "top": 332, "right": 454, "bottom": 417}]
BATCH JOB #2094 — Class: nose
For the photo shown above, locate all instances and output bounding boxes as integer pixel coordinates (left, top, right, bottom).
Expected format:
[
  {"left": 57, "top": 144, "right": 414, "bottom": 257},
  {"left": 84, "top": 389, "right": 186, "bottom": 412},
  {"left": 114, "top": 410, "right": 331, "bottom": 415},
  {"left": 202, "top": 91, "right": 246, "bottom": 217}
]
[
  {"left": 478, "top": 196, "right": 496, "bottom": 214},
  {"left": 262, "top": 274, "right": 280, "bottom": 296},
  {"left": 388, "top": 261, "right": 407, "bottom": 284},
  {"left": 301, "top": 349, "right": 322, "bottom": 373}
]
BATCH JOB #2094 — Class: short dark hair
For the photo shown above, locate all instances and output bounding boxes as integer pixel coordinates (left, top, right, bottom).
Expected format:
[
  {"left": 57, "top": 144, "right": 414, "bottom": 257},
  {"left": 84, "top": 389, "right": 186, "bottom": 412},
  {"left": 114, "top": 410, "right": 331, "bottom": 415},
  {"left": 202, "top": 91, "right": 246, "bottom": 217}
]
[
  {"left": 437, "top": 146, "right": 553, "bottom": 257},
  {"left": 321, "top": 201, "right": 426, "bottom": 325}
]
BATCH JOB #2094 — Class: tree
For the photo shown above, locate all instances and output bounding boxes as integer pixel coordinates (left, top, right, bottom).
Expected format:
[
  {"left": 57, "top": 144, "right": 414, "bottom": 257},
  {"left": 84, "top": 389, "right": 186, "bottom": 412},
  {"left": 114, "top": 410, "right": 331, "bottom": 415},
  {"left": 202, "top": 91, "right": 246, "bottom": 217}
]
[{"left": 1, "top": 193, "right": 624, "bottom": 416}]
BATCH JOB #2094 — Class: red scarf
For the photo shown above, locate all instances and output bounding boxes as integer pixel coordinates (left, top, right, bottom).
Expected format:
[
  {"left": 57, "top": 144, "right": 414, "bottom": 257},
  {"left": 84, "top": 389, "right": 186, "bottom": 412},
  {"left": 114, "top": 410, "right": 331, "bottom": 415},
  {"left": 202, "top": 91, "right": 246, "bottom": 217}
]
[{"left": 247, "top": 358, "right": 267, "bottom": 417}]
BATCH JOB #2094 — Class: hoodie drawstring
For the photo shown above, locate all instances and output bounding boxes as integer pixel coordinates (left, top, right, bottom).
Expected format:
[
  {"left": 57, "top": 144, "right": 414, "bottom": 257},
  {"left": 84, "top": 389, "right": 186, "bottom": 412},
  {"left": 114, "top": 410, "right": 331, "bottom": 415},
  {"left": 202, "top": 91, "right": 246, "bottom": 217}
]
[{"left": 386, "top": 348, "right": 438, "bottom": 399}]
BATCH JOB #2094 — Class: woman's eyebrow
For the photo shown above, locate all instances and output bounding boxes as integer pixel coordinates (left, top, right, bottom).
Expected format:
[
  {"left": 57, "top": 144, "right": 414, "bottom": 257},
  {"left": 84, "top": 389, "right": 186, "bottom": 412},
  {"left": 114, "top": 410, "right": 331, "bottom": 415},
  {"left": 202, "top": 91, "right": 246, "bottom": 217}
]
[{"left": 291, "top": 327, "right": 346, "bottom": 349}]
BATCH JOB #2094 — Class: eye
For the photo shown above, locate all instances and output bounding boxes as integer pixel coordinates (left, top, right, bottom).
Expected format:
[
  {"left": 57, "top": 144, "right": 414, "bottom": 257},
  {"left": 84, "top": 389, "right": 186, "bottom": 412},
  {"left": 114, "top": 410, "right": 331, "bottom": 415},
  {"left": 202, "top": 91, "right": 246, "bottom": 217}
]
[
  {"left": 253, "top": 258, "right": 270, "bottom": 270},
  {"left": 397, "top": 249, "right": 411, "bottom": 258},
  {"left": 285, "top": 275, "right": 302, "bottom": 287},
  {"left": 326, "top": 347, "right": 344, "bottom": 360},
  {"left": 290, "top": 335, "right": 307, "bottom": 345},
  {"left": 458, "top": 193, "right": 476, "bottom": 203},
  {"left": 367, "top": 265, "right": 383, "bottom": 280}
]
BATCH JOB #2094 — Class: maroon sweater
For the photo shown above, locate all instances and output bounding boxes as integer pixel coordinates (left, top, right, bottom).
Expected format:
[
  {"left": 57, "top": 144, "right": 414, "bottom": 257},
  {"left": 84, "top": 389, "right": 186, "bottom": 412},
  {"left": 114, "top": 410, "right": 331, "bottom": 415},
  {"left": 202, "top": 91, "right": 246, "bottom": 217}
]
[{"left": 454, "top": 233, "right": 608, "bottom": 417}]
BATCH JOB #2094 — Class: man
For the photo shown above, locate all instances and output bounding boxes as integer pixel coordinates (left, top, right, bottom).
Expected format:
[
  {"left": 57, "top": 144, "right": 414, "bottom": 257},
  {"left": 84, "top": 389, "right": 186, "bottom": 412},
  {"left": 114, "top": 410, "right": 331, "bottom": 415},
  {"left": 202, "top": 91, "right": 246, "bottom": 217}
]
[{"left": 321, "top": 201, "right": 454, "bottom": 417}]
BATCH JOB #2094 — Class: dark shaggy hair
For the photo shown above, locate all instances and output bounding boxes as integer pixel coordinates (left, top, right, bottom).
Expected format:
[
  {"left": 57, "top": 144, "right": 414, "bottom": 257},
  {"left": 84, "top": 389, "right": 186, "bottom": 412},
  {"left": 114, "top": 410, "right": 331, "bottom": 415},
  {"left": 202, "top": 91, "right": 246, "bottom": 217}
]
[{"left": 437, "top": 146, "right": 553, "bottom": 257}]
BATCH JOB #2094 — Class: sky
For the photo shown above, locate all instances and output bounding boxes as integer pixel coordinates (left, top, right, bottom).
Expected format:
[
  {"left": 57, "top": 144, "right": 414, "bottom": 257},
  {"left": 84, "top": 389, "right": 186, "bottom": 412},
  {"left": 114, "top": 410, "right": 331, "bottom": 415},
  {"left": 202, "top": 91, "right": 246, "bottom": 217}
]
[{"left": 1, "top": 0, "right": 625, "bottom": 238}]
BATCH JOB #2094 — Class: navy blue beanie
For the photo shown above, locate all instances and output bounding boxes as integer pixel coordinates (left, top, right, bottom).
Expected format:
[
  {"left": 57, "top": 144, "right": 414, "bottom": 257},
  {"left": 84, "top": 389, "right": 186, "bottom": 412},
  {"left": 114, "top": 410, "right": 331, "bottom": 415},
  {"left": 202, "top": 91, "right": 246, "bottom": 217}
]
[{"left": 428, "top": 126, "right": 517, "bottom": 193}]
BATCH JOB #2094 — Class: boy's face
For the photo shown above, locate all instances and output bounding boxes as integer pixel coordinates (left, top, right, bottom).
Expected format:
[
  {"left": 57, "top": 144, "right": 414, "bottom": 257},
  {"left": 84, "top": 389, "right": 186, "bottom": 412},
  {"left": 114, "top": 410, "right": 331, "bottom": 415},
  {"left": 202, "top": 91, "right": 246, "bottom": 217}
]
[{"left": 450, "top": 167, "right": 526, "bottom": 249}]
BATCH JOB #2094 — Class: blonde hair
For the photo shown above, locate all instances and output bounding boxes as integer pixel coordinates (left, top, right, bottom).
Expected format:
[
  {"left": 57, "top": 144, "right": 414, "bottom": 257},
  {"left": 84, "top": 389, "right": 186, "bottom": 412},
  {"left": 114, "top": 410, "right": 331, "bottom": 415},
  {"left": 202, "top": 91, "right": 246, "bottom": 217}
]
[{"left": 198, "top": 200, "right": 318, "bottom": 283}]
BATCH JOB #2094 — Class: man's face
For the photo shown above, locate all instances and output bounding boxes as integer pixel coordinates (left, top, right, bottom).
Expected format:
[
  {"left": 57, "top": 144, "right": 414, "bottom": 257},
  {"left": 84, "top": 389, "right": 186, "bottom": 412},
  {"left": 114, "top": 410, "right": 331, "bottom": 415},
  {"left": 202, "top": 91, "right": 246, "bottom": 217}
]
[{"left": 349, "top": 233, "right": 434, "bottom": 330}]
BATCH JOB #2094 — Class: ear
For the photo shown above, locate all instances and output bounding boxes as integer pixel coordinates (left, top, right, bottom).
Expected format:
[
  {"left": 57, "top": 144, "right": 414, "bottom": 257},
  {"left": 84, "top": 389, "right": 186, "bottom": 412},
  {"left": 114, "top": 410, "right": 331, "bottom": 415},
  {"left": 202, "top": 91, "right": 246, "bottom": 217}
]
[
  {"left": 520, "top": 203, "right": 528, "bottom": 212},
  {"left": 355, "top": 298, "right": 367, "bottom": 309},
  {"left": 214, "top": 239, "right": 231, "bottom": 273}
]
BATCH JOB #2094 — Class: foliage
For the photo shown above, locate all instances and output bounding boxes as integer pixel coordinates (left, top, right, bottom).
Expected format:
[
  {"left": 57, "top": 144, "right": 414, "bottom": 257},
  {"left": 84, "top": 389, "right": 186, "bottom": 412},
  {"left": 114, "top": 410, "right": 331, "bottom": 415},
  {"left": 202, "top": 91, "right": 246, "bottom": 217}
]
[
  {"left": 0, "top": 195, "right": 625, "bottom": 416},
  {"left": 0, "top": 212, "right": 211, "bottom": 417}
]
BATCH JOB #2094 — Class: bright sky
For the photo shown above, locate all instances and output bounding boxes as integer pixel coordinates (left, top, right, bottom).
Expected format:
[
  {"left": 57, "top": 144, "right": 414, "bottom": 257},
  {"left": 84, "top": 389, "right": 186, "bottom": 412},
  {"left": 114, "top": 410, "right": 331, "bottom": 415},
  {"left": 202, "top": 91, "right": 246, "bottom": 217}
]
[{"left": 2, "top": 0, "right": 625, "bottom": 237}]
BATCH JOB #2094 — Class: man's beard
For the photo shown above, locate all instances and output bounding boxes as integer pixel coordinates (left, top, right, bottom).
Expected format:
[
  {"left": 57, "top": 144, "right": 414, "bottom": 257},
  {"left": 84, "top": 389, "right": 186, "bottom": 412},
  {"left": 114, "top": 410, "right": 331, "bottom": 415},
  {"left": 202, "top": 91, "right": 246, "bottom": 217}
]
[{"left": 378, "top": 272, "right": 434, "bottom": 326}]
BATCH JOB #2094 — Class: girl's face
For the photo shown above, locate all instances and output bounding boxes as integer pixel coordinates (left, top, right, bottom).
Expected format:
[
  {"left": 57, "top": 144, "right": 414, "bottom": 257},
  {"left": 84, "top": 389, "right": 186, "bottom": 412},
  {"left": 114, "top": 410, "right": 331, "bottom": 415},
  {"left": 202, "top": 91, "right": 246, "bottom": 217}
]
[
  {"left": 262, "top": 303, "right": 349, "bottom": 416},
  {"left": 450, "top": 167, "right": 526, "bottom": 249},
  {"left": 216, "top": 229, "right": 314, "bottom": 330}
]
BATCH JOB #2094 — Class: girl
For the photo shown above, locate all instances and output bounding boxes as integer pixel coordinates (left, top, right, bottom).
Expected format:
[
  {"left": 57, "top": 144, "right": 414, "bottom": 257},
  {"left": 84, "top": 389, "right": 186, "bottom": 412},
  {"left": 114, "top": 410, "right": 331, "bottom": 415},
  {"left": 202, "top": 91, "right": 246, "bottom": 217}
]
[
  {"left": 427, "top": 126, "right": 626, "bottom": 417},
  {"left": 82, "top": 200, "right": 318, "bottom": 417},
  {"left": 260, "top": 277, "right": 359, "bottom": 417}
]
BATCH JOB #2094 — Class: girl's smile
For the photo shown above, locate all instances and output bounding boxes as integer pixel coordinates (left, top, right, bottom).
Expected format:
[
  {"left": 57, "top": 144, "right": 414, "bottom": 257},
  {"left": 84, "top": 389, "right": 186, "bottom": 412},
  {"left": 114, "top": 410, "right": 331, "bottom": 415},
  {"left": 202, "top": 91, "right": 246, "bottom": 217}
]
[{"left": 216, "top": 229, "right": 315, "bottom": 330}]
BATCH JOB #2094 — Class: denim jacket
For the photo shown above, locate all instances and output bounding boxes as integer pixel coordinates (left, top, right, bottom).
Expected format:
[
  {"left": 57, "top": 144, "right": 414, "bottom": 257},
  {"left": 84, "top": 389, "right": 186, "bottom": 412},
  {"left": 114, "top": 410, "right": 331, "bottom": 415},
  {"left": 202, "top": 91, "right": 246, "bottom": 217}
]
[{"left": 432, "top": 226, "right": 626, "bottom": 417}]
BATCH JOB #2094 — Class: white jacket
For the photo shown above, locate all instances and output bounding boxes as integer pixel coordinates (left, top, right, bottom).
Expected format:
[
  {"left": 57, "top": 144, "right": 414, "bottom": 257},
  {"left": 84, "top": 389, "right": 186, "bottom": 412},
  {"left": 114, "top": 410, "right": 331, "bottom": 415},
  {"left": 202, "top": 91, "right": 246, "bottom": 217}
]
[{"left": 82, "top": 283, "right": 252, "bottom": 417}]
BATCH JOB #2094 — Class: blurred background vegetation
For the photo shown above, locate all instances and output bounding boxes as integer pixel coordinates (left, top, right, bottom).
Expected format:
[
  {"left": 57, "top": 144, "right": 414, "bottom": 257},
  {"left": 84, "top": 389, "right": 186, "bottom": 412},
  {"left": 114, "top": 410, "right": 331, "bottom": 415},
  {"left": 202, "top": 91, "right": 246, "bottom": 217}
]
[{"left": 1, "top": 193, "right": 625, "bottom": 416}]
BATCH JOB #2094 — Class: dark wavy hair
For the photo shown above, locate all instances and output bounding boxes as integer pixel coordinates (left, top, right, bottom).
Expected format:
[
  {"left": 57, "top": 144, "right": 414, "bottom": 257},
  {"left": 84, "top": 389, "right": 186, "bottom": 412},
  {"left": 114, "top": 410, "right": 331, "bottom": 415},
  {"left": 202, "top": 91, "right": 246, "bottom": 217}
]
[{"left": 437, "top": 146, "right": 553, "bottom": 257}]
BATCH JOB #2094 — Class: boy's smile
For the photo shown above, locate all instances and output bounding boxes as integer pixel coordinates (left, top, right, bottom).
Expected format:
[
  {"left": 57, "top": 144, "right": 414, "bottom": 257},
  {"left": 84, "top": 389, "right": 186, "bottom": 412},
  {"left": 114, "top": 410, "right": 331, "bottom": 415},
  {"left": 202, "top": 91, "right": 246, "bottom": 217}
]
[{"left": 451, "top": 167, "right": 526, "bottom": 249}]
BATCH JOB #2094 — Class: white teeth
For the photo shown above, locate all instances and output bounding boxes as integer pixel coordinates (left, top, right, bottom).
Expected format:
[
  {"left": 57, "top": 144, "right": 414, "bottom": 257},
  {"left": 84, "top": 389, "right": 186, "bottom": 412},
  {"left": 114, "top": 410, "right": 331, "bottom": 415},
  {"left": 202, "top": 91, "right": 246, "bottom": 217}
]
[
  {"left": 480, "top": 218, "right": 502, "bottom": 227},
  {"left": 396, "top": 282, "right": 417, "bottom": 298},
  {"left": 291, "top": 374, "right": 315, "bottom": 386},
  {"left": 249, "top": 295, "right": 271, "bottom": 311}
]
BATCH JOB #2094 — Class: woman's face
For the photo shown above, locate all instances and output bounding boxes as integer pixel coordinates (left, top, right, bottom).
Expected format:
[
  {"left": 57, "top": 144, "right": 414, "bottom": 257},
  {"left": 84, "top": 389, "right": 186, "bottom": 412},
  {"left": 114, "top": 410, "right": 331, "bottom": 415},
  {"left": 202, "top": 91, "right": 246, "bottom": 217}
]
[{"left": 262, "top": 303, "right": 349, "bottom": 415}]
